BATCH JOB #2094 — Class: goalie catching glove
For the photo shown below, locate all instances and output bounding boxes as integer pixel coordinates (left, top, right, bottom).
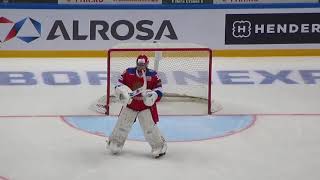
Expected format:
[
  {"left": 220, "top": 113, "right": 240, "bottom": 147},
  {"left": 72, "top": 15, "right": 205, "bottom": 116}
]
[
  {"left": 115, "top": 84, "right": 133, "bottom": 105},
  {"left": 143, "top": 89, "right": 158, "bottom": 107}
]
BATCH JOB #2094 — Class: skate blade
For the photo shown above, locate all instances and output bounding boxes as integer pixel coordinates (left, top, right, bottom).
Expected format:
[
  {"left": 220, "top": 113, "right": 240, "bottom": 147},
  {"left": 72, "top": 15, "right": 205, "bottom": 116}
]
[{"left": 154, "top": 152, "right": 166, "bottom": 159}]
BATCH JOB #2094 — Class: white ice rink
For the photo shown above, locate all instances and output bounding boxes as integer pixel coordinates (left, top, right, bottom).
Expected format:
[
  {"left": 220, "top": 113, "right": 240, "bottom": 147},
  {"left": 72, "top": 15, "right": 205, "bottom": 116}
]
[{"left": 0, "top": 57, "right": 320, "bottom": 180}]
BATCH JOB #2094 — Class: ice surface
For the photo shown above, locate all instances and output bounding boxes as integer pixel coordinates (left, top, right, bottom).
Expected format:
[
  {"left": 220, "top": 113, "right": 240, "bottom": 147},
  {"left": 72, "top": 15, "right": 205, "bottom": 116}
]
[{"left": 0, "top": 57, "right": 320, "bottom": 180}]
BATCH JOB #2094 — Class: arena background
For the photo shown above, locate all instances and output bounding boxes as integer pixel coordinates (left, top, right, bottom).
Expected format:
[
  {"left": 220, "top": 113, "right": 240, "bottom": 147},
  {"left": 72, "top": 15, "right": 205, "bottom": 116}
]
[{"left": 1, "top": 2, "right": 320, "bottom": 180}]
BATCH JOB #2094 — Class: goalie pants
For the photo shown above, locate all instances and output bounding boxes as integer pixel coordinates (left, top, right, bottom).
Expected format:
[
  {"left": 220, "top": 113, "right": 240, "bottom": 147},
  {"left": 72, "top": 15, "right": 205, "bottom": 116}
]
[{"left": 109, "top": 106, "right": 166, "bottom": 152}]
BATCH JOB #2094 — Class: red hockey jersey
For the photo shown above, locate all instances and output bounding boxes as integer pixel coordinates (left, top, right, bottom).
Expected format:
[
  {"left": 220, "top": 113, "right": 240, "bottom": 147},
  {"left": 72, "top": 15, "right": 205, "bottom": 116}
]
[{"left": 118, "top": 67, "right": 163, "bottom": 123}]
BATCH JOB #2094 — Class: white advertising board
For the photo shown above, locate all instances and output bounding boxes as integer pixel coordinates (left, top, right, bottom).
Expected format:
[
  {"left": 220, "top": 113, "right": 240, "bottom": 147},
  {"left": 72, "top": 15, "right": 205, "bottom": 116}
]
[{"left": 1, "top": 7, "right": 320, "bottom": 50}]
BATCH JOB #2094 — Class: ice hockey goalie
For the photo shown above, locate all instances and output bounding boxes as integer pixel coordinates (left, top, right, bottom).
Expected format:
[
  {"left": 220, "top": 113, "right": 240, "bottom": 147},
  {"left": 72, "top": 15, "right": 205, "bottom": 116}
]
[{"left": 107, "top": 54, "right": 167, "bottom": 158}]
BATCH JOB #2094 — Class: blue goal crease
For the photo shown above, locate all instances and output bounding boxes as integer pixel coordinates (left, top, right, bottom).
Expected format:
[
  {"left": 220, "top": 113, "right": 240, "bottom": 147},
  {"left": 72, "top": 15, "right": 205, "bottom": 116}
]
[{"left": 63, "top": 115, "right": 255, "bottom": 142}]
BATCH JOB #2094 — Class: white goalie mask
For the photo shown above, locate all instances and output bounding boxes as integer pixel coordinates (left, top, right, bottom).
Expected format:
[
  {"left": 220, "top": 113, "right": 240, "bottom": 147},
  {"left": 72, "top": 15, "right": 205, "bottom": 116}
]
[{"left": 136, "top": 55, "right": 149, "bottom": 77}]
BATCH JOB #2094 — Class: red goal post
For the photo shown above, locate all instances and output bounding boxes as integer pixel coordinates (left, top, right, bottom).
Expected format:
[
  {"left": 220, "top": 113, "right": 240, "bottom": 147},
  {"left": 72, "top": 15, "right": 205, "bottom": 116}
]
[{"left": 105, "top": 43, "right": 219, "bottom": 116}]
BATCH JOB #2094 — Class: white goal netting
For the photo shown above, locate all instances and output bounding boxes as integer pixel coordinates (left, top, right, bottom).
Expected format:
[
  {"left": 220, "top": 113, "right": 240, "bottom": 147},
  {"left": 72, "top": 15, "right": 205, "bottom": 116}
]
[{"left": 91, "top": 43, "right": 222, "bottom": 115}]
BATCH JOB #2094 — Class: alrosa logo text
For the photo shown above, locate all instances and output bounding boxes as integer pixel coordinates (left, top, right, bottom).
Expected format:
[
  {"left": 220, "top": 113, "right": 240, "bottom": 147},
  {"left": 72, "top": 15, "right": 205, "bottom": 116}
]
[
  {"left": 0, "top": 18, "right": 177, "bottom": 45},
  {"left": 0, "top": 17, "right": 41, "bottom": 44},
  {"left": 46, "top": 20, "right": 178, "bottom": 41}
]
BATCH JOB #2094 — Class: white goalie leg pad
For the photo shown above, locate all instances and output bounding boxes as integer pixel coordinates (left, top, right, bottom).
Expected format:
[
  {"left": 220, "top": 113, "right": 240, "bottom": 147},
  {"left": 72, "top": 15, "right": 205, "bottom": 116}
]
[
  {"left": 107, "top": 107, "right": 138, "bottom": 154},
  {"left": 138, "top": 109, "right": 167, "bottom": 157}
]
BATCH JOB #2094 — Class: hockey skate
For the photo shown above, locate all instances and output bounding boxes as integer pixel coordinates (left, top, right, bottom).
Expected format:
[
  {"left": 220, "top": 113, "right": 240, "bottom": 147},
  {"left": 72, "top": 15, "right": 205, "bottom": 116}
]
[
  {"left": 151, "top": 142, "right": 167, "bottom": 159},
  {"left": 106, "top": 139, "right": 123, "bottom": 155}
]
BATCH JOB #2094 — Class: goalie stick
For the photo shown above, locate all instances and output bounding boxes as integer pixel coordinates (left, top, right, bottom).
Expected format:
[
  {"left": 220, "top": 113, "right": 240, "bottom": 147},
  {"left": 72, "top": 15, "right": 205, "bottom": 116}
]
[{"left": 89, "top": 70, "right": 147, "bottom": 114}]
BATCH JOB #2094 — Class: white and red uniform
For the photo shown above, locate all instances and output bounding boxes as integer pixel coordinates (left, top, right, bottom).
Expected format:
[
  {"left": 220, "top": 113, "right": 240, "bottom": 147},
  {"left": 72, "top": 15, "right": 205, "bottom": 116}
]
[
  {"left": 108, "top": 54, "right": 167, "bottom": 158},
  {"left": 117, "top": 67, "right": 163, "bottom": 123}
]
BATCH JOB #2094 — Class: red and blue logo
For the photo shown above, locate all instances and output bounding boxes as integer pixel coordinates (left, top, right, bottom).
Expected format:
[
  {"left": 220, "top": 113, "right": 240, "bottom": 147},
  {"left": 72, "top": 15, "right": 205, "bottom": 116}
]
[{"left": 0, "top": 17, "right": 41, "bottom": 43}]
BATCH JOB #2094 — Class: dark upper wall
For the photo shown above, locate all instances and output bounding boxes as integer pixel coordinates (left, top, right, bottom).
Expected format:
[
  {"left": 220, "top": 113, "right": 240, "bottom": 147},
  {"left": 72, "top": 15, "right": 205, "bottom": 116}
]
[{"left": 1, "top": 0, "right": 57, "bottom": 3}]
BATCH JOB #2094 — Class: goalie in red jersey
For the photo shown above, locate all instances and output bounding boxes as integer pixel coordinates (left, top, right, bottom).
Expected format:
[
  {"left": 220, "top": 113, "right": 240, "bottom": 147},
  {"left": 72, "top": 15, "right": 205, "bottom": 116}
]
[{"left": 107, "top": 54, "right": 167, "bottom": 158}]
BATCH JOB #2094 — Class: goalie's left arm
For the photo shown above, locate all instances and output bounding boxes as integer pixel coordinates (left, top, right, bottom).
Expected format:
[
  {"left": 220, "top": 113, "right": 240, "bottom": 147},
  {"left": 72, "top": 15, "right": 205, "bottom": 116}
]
[
  {"left": 143, "top": 71, "right": 163, "bottom": 107},
  {"left": 143, "top": 88, "right": 162, "bottom": 106},
  {"left": 153, "top": 71, "right": 163, "bottom": 102}
]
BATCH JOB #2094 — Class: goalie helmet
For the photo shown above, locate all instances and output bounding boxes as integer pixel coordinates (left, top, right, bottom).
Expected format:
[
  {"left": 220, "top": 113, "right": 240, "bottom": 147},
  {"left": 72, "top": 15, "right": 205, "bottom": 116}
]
[
  {"left": 136, "top": 55, "right": 149, "bottom": 77},
  {"left": 136, "top": 55, "right": 149, "bottom": 66}
]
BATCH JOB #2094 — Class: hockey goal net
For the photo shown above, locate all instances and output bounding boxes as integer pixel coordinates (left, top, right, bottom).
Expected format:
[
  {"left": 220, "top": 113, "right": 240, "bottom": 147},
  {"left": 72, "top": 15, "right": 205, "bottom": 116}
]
[{"left": 93, "top": 43, "right": 222, "bottom": 115}]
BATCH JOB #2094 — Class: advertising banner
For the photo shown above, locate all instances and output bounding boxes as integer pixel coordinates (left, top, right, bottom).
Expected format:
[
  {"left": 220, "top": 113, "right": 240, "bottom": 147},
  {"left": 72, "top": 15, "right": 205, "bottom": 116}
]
[
  {"left": 1, "top": 7, "right": 320, "bottom": 51},
  {"left": 0, "top": 9, "right": 221, "bottom": 50},
  {"left": 225, "top": 13, "right": 320, "bottom": 44},
  {"left": 58, "top": 0, "right": 162, "bottom": 4},
  {"left": 162, "top": 0, "right": 213, "bottom": 4},
  {"left": 213, "top": 0, "right": 318, "bottom": 3}
]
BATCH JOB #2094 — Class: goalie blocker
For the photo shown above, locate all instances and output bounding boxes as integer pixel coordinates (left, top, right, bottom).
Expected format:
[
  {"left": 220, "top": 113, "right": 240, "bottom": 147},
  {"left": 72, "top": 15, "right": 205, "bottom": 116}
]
[{"left": 107, "top": 55, "right": 167, "bottom": 158}]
